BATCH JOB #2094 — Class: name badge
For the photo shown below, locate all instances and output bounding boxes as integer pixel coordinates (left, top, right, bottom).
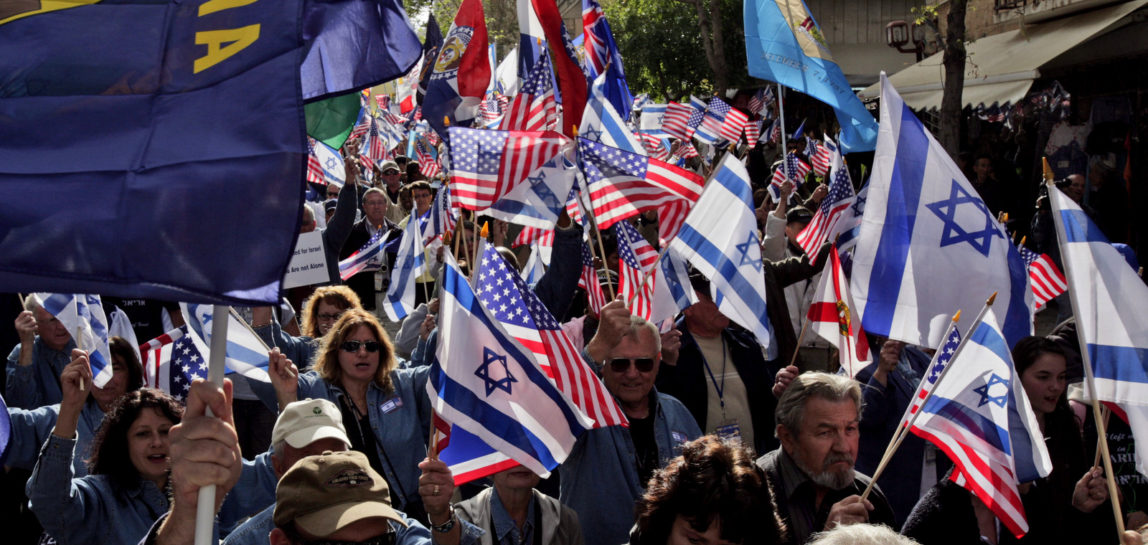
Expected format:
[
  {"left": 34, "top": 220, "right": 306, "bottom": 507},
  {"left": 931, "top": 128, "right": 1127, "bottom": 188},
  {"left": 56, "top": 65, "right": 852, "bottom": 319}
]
[
  {"left": 714, "top": 421, "right": 742, "bottom": 444},
  {"left": 380, "top": 396, "right": 403, "bottom": 414}
]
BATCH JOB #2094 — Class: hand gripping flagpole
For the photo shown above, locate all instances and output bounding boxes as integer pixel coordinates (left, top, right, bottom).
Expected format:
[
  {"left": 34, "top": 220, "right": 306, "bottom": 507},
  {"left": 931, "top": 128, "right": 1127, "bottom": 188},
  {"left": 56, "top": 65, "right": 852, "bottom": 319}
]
[
  {"left": 194, "top": 305, "right": 230, "bottom": 545},
  {"left": 860, "top": 295, "right": 996, "bottom": 503},
  {"left": 1046, "top": 175, "right": 1126, "bottom": 538}
]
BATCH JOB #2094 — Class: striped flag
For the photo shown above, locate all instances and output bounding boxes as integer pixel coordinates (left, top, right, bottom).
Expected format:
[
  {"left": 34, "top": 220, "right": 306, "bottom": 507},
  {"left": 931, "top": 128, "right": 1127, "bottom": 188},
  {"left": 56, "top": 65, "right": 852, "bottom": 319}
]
[
  {"left": 477, "top": 246, "right": 628, "bottom": 428},
  {"left": 579, "top": 138, "right": 705, "bottom": 230},
  {"left": 513, "top": 224, "right": 555, "bottom": 258},
  {"left": 809, "top": 137, "right": 835, "bottom": 176},
  {"left": 769, "top": 152, "right": 811, "bottom": 197},
  {"left": 637, "top": 132, "right": 671, "bottom": 160},
  {"left": 806, "top": 246, "right": 870, "bottom": 378},
  {"left": 35, "top": 294, "right": 113, "bottom": 387},
  {"left": 694, "top": 97, "right": 731, "bottom": 144},
  {"left": 415, "top": 138, "right": 441, "bottom": 178},
  {"left": 656, "top": 198, "right": 693, "bottom": 246},
  {"left": 578, "top": 242, "right": 607, "bottom": 316},
  {"left": 795, "top": 147, "right": 855, "bottom": 262},
  {"left": 306, "top": 138, "right": 326, "bottom": 184},
  {"left": 140, "top": 326, "right": 204, "bottom": 403},
  {"left": 447, "top": 127, "right": 566, "bottom": 211},
  {"left": 1017, "top": 246, "right": 1067, "bottom": 311},
  {"left": 744, "top": 119, "right": 763, "bottom": 149},
  {"left": 768, "top": 119, "right": 782, "bottom": 144},
  {"left": 901, "top": 325, "right": 962, "bottom": 423},
  {"left": 662, "top": 102, "right": 697, "bottom": 141},
  {"left": 615, "top": 221, "right": 657, "bottom": 320},
  {"left": 721, "top": 108, "right": 749, "bottom": 143},
  {"left": 338, "top": 228, "right": 392, "bottom": 281},
  {"left": 429, "top": 184, "right": 457, "bottom": 237},
  {"left": 748, "top": 87, "right": 773, "bottom": 115},
  {"left": 674, "top": 141, "right": 699, "bottom": 160},
  {"left": 500, "top": 50, "right": 559, "bottom": 132}
]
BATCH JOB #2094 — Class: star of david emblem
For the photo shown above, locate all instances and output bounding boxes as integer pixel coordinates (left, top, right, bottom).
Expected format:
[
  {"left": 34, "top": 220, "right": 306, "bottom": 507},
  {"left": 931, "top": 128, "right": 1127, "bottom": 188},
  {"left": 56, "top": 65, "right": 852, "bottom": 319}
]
[
  {"left": 972, "top": 372, "right": 1009, "bottom": 408},
  {"left": 325, "top": 156, "right": 340, "bottom": 170},
  {"left": 582, "top": 127, "right": 603, "bottom": 143},
  {"left": 474, "top": 347, "right": 517, "bottom": 396},
  {"left": 850, "top": 193, "right": 866, "bottom": 216},
  {"left": 924, "top": 180, "right": 1003, "bottom": 258},
  {"left": 527, "top": 173, "right": 561, "bottom": 210},
  {"left": 736, "top": 232, "right": 763, "bottom": 272}
]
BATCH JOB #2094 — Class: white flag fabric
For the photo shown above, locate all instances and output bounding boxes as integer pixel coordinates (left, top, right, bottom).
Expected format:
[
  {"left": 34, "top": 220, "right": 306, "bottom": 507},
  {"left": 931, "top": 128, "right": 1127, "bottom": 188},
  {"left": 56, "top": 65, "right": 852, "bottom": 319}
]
[
  {"left": 180, "top": 303, "right": 270, "bottom": 382},
  {"left": 384, "top": 216, "right": 427, "bottom": 322},
  {"left": 35, "top": 293, "right": 113, "bottom": 387}
]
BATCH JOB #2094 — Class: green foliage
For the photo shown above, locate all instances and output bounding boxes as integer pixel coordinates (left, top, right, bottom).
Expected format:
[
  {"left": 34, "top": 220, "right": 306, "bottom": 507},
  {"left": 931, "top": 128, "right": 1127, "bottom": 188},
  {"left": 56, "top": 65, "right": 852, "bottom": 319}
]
[
  {"left": 405, "top": 0, "right": 519, "bottom": 53},
  {"left": 604, "top": 0, "right": 750, "bottom": 100}
]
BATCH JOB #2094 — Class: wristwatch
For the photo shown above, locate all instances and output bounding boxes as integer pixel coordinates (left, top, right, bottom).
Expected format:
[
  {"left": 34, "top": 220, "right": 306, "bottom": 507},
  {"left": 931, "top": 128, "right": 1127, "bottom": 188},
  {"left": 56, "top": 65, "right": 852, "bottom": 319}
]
[{"left": 429, "top": 505, "right": 457, "bottom": 533}]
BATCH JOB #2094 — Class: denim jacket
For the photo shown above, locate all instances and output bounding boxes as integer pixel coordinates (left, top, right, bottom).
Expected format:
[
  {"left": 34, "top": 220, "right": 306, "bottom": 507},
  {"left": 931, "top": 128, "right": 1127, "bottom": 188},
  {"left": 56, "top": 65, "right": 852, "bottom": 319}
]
[
  {"left": 250, "top": 365, "right": 433, "bottom": 511},
  {"left": 28, "top": 434, "right": 169, "bottom": 545},
  {"left": 6, "top": 337, "right": 77, "bottom": 409},
  {"left": 221, "top": 504, "right": 483, "bottom": 545},
  {"left": 252, "top": 320, "right": 318, "bottom": 370},
  {"left": 559, "top": 390, "right": 701, "bottom": 545},
  {"left": 6, "top": 398, "right": 105, "bottom": 475}
]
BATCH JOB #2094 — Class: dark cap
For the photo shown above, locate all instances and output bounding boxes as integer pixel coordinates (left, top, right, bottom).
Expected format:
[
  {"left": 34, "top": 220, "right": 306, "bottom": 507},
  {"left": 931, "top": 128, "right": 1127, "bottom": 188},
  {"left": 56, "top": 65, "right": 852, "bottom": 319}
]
[{"left": 786, "top": 206, "right": 814, "bottom": 224}]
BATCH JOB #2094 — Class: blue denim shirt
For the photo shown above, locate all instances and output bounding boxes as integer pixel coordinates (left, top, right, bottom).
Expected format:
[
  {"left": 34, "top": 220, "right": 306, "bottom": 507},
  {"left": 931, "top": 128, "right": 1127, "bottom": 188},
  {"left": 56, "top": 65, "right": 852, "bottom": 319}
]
[
  {"left": 6, "top": 337, "right": 77, "bottom": 409},
  {"left": 221, "top": 504, "right": 483, "bottom": 545},
  {"left": 250, "top": 365, "right": 433, "bottom": 511},
  {"left": 6, "top": 399, "right": 105, "bottom": 475},
  {"left": 216, "top": 452, "right": 278, "bottom": 537},
  {"left": 559, "top": 390, "right": 701, "bottom": 545},
  {"left": 28, "top": 434, "right": 169, "bottom": 545},
  {"left": 489, "top": 486, "right": 537, "bottom": 545},
  {"left": 252, "top": 321, "right": 318, "bottom": 371}
]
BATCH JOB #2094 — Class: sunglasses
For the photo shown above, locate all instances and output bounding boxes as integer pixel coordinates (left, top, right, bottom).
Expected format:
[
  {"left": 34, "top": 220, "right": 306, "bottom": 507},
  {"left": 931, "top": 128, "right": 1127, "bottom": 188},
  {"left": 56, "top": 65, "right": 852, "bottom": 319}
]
[
  {"left": 608, "top": 358, "right": 656, "bottom": 373},
  {"left": 317, "top": 313, "right": 342, "bottom": 321},
  {"left": 341, "top": 340, "right": 381, "bottom": 353}
]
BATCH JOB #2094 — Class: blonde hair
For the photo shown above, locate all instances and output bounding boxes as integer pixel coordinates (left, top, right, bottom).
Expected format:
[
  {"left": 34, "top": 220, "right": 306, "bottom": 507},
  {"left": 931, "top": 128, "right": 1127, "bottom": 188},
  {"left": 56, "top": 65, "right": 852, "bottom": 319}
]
[
  {"left": 313, "top": 309, "right": 396, "bottom": 393},
  {"left": 300, "top": 285, "right": 362, "bottom": 338}
]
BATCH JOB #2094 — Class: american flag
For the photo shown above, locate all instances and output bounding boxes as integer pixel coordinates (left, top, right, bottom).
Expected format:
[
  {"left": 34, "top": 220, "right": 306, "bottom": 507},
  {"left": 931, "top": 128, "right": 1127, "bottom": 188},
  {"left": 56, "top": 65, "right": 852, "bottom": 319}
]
[
  {"left": 513, "top": 225, "right": 554, "bottom": 248},
  {"left": 721, "top": 108, "right": 749, "bottom": 143},
  {"left": 748, "top": 87, "right": 773, "bottom": 116},
  {"left": 415, "top": 138, "right": 441, "bottom": 178},
  {"left": 306, "top": 138, "right": 326, "bottom": 185},
  {"left": 615, "top": 221, "right": 657, "bottom": 320},
  {"left": 808, "top": 137, "right": 835, "bottom": 177},
  {"left": 656, "top": 198, "right": 693, "bottom": 246},
  {"left": 744, "top": 120, "right": 763, "bottom": 149},
  {"left": 339, "top": 228, "right": 392, "bottom": 281},
  {"left": 350, "top": 108, "right": 372, "bottom": 140},
  {"left": 902, "top": 325, "right": 962, "bottom": 422},
  {"left": 637, "top": 132, "right": 671, "bottom": 160},
  {"left": 429, "top": 184, "right": 457, "bottom": 238},
  {"left": 578, "top": 242, "right": 607, "bottom": 316},
  {"left": 579, "top": 138, "right": 705, "bottom": 230},
  {"left": 768, "top": 119, "right": 782, "bottom": 144},
  {"left": 500, "top": 51, "right": 558, "bottom": 132},
  {"left": 694, "top": 97, "right": 730, "bottom": 143},
  {"left": 140, "top": 326, "right": 205, "bottom": 402},
  {"left": 479, "top": 91, "right": 504, "bottom": 129},
  {"left": 360, "top": 117, "right": 388, "bottom": 167},
  {"left": 662, "top": 102, "right": 697, "bottom": 141},
  {"left": 447, "top": 127, "right": 565, "bottom": 211},
  {"left": 674, "top": 140, "right": 699, "bottom": 160},
  {"left": 770, "top": 152, "right": 811, "bottom": 192},
  {"left": 795, "top": 153, "right": 855, "bottom": 262},
  {"left": 476, "top": 246, "right": 627, "bottom": 428},
  {"left": 1018, "top": 246, "right": 1068, "bottom": 310}
]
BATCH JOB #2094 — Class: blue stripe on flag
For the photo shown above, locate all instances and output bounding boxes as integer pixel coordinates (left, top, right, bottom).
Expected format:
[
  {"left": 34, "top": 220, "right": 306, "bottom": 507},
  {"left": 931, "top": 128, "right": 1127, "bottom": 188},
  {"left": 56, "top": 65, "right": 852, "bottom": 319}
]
[
  {"left": 864, "top": 103, "right": 929, "bottom": 335},
  {"left": 710, "top": 162, "right": 753, "bottom": 203},
  {"left": 1060, "top": 209, "right": 1110, "bottom": 244},
  {"left": 674, "top": 224, "right": 771, "bottom": 334},
  {"left": 969, "top": 320, "right": 1011, "bottom": 363},
  {"left": 1091, "top": 344, "right": 1148, "bottom": 384},
  {"left": 430, "top": 362, "right": 560, "bottom": 469},
  {"left": 921, "top": 396, "right": 1011, "bottom": 455}
]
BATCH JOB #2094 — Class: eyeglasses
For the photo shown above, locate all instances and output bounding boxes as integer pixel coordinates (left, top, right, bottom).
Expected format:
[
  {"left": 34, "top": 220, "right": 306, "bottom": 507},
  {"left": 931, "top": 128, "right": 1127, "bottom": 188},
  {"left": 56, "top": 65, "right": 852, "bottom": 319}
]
[
  {"left": 383, "top": 170, "right": 401, "bottom": 176},
  {"left": 318, "top": 313, "right": 342, "bottom": 321},
  {"left": 341, "top": 340, "right": 381, "bottom": 353},
  {"left": 608, "top": 358, "right": 656, "bottom": 373}
]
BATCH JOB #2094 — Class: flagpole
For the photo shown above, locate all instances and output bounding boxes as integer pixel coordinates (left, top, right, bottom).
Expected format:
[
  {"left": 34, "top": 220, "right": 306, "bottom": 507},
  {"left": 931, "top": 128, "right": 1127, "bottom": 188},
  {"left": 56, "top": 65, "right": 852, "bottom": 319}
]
[
  {"left": 195, "top": 305, "right": 230, "bottom": 545},
  {"left": 776, "top": 84, "right": 791, "bottom": 184},
  {"left": 73, "top": 326, "right": 86, "bottom": 392},
  {"left": 1046, "top": 177, "right": 1126, "bottom": 537},
  {"left": 228, "top": 307, "right": 272, "bottom": 352},
  {"left": 570, "top": 127, "right": 616, "bottom": 300},
  {"left": 860, "top": 296, "right": 995, "bottom": 503}
]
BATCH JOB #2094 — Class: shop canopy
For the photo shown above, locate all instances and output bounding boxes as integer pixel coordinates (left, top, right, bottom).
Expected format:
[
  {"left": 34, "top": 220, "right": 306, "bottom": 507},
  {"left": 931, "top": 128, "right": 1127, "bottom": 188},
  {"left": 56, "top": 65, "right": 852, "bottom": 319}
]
[{"left": 859, "top": 0, "right": 1148, "bottom": 110}]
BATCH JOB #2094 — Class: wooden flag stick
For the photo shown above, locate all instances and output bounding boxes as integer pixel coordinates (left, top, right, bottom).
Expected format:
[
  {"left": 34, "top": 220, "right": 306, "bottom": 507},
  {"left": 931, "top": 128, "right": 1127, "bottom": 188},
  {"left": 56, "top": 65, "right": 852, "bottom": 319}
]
[
  {"left": 789, "top": 318, "right": 810, "bottom": 369},
  {"left": 428, "top": 410, "right": 439, "bottom": 461},
  {"left": 1093, "top": 405, "right": 1110, "bottom": 469},
  {"left": 74, "top": 326, "right": 86, "bottom": 392},
  {"left": 591, "top": 223, "right": 617, "bottom": 300},
  {"left": 860, "top": 297, "right": 994, "bottom": 504}
]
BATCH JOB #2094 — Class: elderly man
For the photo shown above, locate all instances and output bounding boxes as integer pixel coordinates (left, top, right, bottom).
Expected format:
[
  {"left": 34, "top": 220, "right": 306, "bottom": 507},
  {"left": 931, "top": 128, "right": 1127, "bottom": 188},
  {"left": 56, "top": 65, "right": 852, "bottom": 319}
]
[
  {"left": 756, "top": 372, "right": 895, "bottom": 544},
  {"left": 341, "top": 187, "right": 402, "bottom": 315},
  {"left": 7, "top": 297, "right": 76, "bottom": 409},
  {"left": 378, "top": 159, "right": 408, "bottom": 224},
  {"left": 222, "top": 398, "right": 352, "bottom": 545},
  {"left": 561, "top": 300, "right": 701, "bottom": 545}
]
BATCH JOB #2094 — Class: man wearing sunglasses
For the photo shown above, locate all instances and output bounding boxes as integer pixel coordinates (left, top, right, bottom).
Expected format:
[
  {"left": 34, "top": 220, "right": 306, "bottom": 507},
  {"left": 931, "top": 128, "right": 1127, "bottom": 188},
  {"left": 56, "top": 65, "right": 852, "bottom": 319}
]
[{"left": 560, "top": 300, "right": 702, "bottom": 545}]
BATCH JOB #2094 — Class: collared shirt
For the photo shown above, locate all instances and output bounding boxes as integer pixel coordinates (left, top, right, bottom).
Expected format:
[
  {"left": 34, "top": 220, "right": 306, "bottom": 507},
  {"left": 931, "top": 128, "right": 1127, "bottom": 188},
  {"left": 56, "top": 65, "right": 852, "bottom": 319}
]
[
  {"left": 490, "top": 487, "right": 537, "bottom": 545},
  {"left": 6, "top": 337, "right": 76, "bottom": 409}
]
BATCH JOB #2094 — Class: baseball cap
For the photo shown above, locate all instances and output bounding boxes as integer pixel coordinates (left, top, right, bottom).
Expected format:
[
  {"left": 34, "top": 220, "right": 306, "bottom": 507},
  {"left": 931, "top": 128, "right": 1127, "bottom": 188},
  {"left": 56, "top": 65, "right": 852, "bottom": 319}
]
[
  {"left": 380, "top": 160, "right": 400, "bottom": 174},
  {"left": 271, "top": 399, "right": 350, "bottom": 450},
  {"left": 274, "top": 450, "right": 406, "bottom": 537},
  {"left": 786, "top": 206, "right": 814, "bottom": 224}
]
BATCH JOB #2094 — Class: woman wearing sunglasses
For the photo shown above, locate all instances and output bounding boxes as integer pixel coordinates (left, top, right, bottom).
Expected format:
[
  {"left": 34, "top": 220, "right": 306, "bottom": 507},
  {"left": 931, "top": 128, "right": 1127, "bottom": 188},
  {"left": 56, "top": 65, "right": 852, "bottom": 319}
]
[{"left": 263, "top": 308, "right": 435, "bottom": 524}]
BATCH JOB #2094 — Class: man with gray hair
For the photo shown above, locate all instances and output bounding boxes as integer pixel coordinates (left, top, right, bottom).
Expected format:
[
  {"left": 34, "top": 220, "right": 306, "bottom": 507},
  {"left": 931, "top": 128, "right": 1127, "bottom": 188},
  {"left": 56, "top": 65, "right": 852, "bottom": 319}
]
[
  {"left": 561, "top": 300, "right": 702, "bottom": 545},
  {"left": 7, "top": 296, "right": 76, "bottom": 409},
  {"left": 756, "top": 372, "right": 895, "bottom": 544}
]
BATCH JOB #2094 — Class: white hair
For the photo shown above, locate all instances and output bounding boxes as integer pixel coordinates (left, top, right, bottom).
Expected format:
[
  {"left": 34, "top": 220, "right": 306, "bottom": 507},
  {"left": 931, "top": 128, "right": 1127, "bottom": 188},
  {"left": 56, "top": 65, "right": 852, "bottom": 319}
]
[
  {"left": 627, "top": 315, "right": 661, "bottom": 353},
  {"left": 808, "top": 524, "right": 920, "bottom": 545}
]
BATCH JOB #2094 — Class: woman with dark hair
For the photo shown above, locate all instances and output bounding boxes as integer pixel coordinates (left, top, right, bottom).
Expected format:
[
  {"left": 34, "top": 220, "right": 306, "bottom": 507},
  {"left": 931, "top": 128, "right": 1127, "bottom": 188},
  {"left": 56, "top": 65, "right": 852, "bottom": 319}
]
[
  {"left": 252, "top": 285, "right": 362, "bottom": 370},
  {"left": 27, "top": 348, "right": 183, "bottom": 545},
  {"left": 630, "top": 435, "right": 786, "bottom": 545},
  {"left": 262, "top": 308, "right": 434, "bottom": 523},
  {"left": 6, "top": 336, "right": 144, "bottom": 476},
  {"left": 902, "top": 335, "right": 1114, "bottom": 545}
]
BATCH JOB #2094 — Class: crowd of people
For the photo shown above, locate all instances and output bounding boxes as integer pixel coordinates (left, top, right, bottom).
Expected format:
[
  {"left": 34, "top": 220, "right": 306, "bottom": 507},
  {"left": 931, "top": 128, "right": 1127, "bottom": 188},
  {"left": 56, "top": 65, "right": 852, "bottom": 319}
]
[{"left": 3, "top": 108, "right": 1145, "bottom": 545}]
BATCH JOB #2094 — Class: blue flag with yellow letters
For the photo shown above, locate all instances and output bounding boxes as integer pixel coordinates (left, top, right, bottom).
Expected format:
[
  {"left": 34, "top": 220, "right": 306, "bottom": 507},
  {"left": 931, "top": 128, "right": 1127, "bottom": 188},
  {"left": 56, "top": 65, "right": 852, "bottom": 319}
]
[{"left": 0, "top": 0, "right": 306, "bottom": 305}]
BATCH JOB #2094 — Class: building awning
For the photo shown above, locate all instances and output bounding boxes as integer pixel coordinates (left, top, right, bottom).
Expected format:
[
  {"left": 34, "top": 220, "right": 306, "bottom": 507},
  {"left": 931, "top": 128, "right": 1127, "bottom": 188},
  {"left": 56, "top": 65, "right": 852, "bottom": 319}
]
[{"left": 859, "top": 0, "right": 1148, "bottom": 110}]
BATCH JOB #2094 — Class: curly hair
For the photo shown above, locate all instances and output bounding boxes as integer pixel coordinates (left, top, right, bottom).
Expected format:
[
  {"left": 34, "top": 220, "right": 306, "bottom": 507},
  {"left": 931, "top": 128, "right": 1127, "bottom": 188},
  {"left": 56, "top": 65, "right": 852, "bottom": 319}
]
[
  {"left": 88, "top": 388, "right": 183, "bottom": 489},
  {"left": 634, "top": 436, "right": 786, "bottom": 545},
  {"left": 300, "top": 285, "right": 363, "bottom": 338},
  {"left": 109, "top": 336, "right": 144, "bottom": 392},
  {"left": 313, "top": 308, "right": 397, "bottom": 394}
]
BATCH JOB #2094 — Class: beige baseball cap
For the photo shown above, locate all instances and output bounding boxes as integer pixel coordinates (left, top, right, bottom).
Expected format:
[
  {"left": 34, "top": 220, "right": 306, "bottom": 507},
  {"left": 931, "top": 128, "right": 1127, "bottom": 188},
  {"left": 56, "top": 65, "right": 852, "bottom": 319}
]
[
  {"left": 274, "top": 450, "right": 406, "bottom": 537},
  {"left": 271, "top": 399, "right": 350, "bottom": 450}
]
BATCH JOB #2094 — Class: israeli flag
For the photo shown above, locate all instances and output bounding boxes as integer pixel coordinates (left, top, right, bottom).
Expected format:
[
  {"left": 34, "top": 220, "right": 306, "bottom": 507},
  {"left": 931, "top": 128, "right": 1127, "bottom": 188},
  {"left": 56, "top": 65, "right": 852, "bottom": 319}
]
[
  {"left": 522, "top": 240, "right": 547, "bottom": 287},
  {"left": 638, "top": 103, "right": 666, "bottom": 132},
  {"left": 36, "top": 293, "right": 113, "bottom": 387},
  {"left": 851, "top": 74, "right": 1031, "bottom": 349},
  {"left": 1049, "top": 183, "right": 1148, "bottom": 405},
  {"left": 579, "top": 72, "right": 643, "bottom": 154},
  {"left": 669, "top": 154, "right": 777, "bottom": 358},
  {"left": 314, "top": 139, "right": 345, "bottom": 187},
  {"left": 427, "top": 254, "right": 591, "bottom": 478},
  {"left": 649, "top": 246, "right": 697, "bottom": 325},
  {"left": 485, "top": 156, "right": 576, "bottom": 229},
  {"left": 179, "top": 303, "right": 270, "bottom": 382},
  {"left": 384, "top": 215, "right": 427, "bottom": 321}
]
